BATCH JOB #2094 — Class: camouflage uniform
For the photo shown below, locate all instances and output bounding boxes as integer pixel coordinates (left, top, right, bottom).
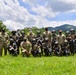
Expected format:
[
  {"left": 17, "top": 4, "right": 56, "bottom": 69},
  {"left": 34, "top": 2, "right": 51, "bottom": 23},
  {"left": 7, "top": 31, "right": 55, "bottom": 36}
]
[
  {"left": 43, "top": 27, "right": 52, "bottom": 47},
  {"left": 51, "top": 30, "right": 57, "bottom": 51},
  {"left": 43, "top": 30, "right": 51, "bottom": 41},
  {"left": 31, "top": 38, "right": 41, "bottom": 57},
  {"left": 7, "top": 39, "right": 17, "bottom": 56},
  {"left": 69, "top": 37, "right": 75, "bottom": 55},
  {"left": 35, "top": 31, "right": 43, "bottom": 55},
  {"left": 27, "top": 31, "right": 35, "bottom": 44},
  {"left": 0, "top": 31, "right": 8, "bottom": 56},
  {"left": 62, "top": 40, "right": 70, "bottom": 56},
  {"left": 53, "top": 41, "right": 61, "bottom": 56},
  {"left": 21, "top": 39, "right": 32, "bottom": 57},
  {"left": 57, "top": 30, "right": 66, "bottom": 47},
  {"left": 70, "top": 29, "right": 75, "bottom": 40},
  {"left": 43, "top": 38, "right": 52, "bottom": 56}
]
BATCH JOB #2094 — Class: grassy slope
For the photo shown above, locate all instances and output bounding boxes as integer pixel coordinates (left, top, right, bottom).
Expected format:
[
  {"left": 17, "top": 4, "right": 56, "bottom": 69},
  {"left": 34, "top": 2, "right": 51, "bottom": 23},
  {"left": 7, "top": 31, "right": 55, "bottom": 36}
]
[{"left": 0, "top": 55, "right": 76, "bottom": 75}]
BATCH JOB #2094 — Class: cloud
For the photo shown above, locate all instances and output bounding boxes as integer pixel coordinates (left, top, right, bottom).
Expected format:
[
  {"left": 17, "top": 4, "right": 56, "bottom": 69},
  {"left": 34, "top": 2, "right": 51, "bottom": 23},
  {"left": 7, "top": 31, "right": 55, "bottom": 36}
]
[
  {"left": 31, "top": 5, "right": 58, "bottom": 18},
  {"left": 22, "top": 0, "right": 76, "bottom": 12},
  {"left": 3, "top": 19, "right": 76, "bottom": 30},
  {"left": 0, "top": 0, "right": 76, "bottom": 30},
  {"left": 3, "top": 20, "right": 24, "bottom": 30},
  {"left": 49, "top": 20, "right": 76, "bottom": 27}
]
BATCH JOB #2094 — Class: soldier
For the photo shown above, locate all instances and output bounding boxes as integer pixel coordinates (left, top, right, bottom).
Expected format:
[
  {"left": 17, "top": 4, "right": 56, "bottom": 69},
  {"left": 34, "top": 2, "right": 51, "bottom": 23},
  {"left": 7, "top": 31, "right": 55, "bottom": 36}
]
[
  {"left": 27, "top": 31, "right": 35, "bottom": 44},
  {"left": 62, "top": 40, "right": 70, "bottom": 56},
  {"left": 69, "top": 37, "right": 75, "bottom": 55},
  {"left": 43, "top": 27, "right": 52, "bottom": 51},
  {"left": 52, "top": 30, "right": 57, "bottom": 40},
  {"left": 43, "top": 38, "right": 52, "bottom": 56},
  {"left": 65, "top": 31, "right": 70, "bottom": 38},
  {"left": 57, "top": 30, "right": 66, "bottom": 48},
  {"left": 11, "top": 31, "right": 19, "bottom": 54},
  {"left": 7, "top": 39, "right": 17, "bottom": 56},
  {"left": 65, "top": 31, "right": 71, "bottom": 42},
  {"left": 20, "top": 38, "right": 32, "bottom": 57},
  {"left": 43, "top": 27, "right": 52, "bottom": 42},
  {"left": 36, "top": 31, "right": 42, "bottom": 40},
  {"left": 70, "top": 29, "right": 75, "bottom": 40},
  {"left": 35, "top": 31, "right": 43, "bottom": 55},
  {"left": 53, "top": 41, "right": 61, "bottom": 56},
  {"left": 20, "top": 31, "right": 26, "bottom": 42},
  {"left": 0, "top": 29, "right": 9, "bottom": 56},
  {"left": 31, "top": 38, "right": 41, "bottom": 57},
  {"left": 16, "top": 29, "right": 21, "bottom": 36},
  {"left": 51, "top": 30, "right": 57, "bottom": 51},
  {"left": 74, "top": 34, "right": 76, "bottom": 53},
  {"left": 11, "top": 31, "right": 17, "bottom": 42}
]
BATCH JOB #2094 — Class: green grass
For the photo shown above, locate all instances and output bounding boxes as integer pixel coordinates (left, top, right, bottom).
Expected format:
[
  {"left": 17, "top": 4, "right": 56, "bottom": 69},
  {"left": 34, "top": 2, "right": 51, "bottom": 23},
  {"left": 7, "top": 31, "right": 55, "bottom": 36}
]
[{"left": 0, "top": 55, "right": 76, "bottom": 75}]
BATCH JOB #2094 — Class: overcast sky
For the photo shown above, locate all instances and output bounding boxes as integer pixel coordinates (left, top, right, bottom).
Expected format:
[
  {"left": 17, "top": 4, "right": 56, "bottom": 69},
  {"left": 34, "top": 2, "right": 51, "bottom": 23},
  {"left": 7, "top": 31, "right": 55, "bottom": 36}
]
[{"left": 0, "top": 0, "right": 76, "bottom": 30}]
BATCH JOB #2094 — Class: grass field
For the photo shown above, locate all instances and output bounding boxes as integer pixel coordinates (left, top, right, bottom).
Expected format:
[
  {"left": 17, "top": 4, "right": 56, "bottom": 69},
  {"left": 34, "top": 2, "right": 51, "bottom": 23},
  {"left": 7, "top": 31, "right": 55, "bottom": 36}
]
[{"left": 0, "top": 55, "right": 76, "bottom": 75}]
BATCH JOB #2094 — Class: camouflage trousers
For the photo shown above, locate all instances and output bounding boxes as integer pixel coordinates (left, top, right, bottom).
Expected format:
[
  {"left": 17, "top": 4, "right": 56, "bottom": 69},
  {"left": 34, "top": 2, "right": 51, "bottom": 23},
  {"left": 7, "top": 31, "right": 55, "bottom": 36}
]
[
  {"left": 0, "top": 43, "right": 7, "bottom": 56},
  {"left": 22, "top": 50, "right": 30, "bottom": 57}
]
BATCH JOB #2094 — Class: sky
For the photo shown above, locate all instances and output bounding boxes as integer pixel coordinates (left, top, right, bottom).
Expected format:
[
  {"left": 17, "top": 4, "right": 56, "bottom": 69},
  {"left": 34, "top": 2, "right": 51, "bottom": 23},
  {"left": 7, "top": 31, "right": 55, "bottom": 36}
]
[{"left": 0, "top": 0, "right": 76, "bottom": 30}]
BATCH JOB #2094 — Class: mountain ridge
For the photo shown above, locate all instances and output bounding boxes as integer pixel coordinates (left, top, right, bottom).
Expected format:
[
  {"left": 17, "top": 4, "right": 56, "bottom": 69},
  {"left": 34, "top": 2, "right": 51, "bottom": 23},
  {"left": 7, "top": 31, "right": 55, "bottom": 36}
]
[{"left": 48, "top": 24, "right": 76, "bottom": 31}]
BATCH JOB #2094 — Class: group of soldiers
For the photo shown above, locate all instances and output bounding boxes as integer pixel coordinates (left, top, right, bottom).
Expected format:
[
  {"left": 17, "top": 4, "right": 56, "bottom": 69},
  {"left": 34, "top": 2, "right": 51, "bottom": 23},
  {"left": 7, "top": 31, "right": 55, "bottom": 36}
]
[{"left": 0, "top": 27, "right": 76, "bottom": 57}]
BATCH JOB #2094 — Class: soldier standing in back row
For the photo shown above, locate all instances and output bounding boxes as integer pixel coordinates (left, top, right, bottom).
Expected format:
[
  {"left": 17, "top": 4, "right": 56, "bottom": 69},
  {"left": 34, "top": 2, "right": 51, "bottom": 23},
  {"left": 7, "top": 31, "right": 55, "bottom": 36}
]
[
  {"left": 57, "top": 30, "right": 66, "bottom": 48},
  {"left": 70, "top": 29, "right": 75, "bottom": 40},
  {"left": 43, "top": 27, "right": 52, "bottom": 47},
  {"left": 27, "top": 31, "right": 35, "bottom": 44},
  {"left": 51, "top": 30, "right": 57, "bottom": 51},
  {"left": 0, "top": 29, "right": 9, "bottom": 56},
  {"left": 35, "top": 31, "right": 43, "bottom": 55}
]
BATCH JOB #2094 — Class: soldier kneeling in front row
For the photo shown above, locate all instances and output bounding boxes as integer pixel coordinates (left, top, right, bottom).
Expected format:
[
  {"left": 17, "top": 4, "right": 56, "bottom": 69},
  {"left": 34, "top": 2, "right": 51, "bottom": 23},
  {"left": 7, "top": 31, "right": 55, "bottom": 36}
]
[
  {"left": 31, "top": 38, "right": 41, "bottom": 57},
  {"left": 53, "top": 41, "right": 61, "bottom": 56},
  {"left": 7, "top": 39, "right": 17, "bottom": 56},
  {"left": 62, "top": 40, "right": 70, "bottom": 56},
  {"left": 43, "top": 38, "right": 52, "bottom": 56},
  {"left": 20, "top": 38, "right": 31, "bottom": 57}
]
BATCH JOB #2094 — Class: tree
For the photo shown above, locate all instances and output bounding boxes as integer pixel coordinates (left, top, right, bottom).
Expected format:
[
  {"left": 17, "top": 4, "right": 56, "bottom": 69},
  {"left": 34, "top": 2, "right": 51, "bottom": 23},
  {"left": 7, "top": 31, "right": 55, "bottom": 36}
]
[{"left": 0, "top": 20, "right": 7, "bottom": 30}]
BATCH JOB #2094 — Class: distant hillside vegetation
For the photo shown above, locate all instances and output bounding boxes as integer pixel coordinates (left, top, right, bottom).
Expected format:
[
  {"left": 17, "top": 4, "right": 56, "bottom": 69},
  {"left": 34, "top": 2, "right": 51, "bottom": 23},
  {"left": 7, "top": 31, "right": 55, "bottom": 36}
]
[{"left": 48, "top": 24, "right": 76, "bottom": 31}]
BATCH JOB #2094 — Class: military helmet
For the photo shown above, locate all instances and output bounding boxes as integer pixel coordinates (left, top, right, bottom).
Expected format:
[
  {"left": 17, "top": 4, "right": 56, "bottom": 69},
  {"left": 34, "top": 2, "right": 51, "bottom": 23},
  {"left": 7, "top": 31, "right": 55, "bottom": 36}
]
[
  {"left": 17, "top": 29, "right": 20, "bottom": 31},
  {"left": 70, "top": 28, "right": 75, "bottom": 34},
  {"left": 45, "top": 38, "right": 49, "bottom": 42},
  {"left": 21, "top": 31, "right": 25, "bottom": 34},
  {"left": 37, "top": 30, "right": 41, "bottom": 34},
  {"left": 68, "top": 37, "right": 72, "bottom": 40},
  {"left": 64, "top": 40, "right": 68, "bottom": 45},
  {"left": 10, "top": 38, "right": 14, "bottom": 41},
  {"left": 24, "top": 37, "right": 27, "bottom": 42},
  {"left": 30, "top": 30, "right": 33, "bottom": 33},
  {"left": 32, "top": 38, "right": 36, "bottom": 44},
  {"left": 64, "top": 40, "right": 68, "bottom": 43},
  {"left": 10, "top": 38, "right": 14, "bottom": 44},
  {"left": 32, "top": 38, "right": 36, "bottom": 42},
  {"left": 70, "top": 28, "right": 74, "bottom": 31},
  {"left": 52, "top": 30, "right": 56, "bottom": 33},
  {"left": 70, "top": 28, "right": 75, "bottom": 32},
  {"left": 55, "top": 41, "right": 58, "bottom": 45},
  {"left": 66, "top": 31, "right": 70, "bottom": 34}
]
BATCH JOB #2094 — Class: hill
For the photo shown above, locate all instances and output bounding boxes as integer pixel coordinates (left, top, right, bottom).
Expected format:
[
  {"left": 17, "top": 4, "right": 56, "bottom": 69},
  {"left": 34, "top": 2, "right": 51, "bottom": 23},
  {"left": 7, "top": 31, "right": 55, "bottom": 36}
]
[{"left": 48, "top": 24, "right": 76, "bottom": 31}]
